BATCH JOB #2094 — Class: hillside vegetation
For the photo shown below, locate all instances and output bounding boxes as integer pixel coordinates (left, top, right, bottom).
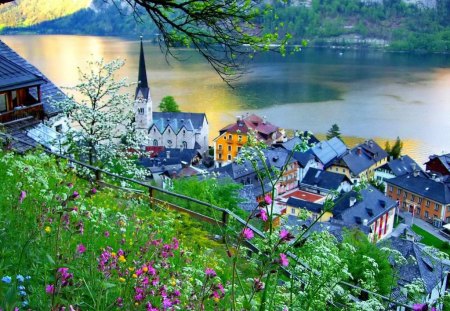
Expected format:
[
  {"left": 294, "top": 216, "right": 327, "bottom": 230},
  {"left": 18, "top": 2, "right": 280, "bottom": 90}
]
[{"left": 0, "top": 0, "right": 90, "bottom": 29}]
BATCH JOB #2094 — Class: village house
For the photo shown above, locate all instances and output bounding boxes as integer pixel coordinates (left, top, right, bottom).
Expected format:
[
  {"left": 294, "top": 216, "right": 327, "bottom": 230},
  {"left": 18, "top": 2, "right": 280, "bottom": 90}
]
[
  {"left": 213, "top": 113, "right": 286, "bottom": 167},
  {"left": 263, "top": 147, "right": 299, "bottom": 195},
  {"left": 309, "top": 136, "right": 347, "bottom": 169},
  {"left": 0, "top": 40, "right": 68, "bottom": 153},
  {"left": 327, "top": 139, "right": 388, "bottom": 184},
  {"left": 134, "top": 38, "right": 209, "bottom": 154},
  {"left": 425, "top": 153, "right": 450, "bottom": 177},
  {"left": 374, "top": 155, "right": 422, "bottom": 184},
  {"left": 299, "top": 167, "right": 353, "bottom": 195},
  {"left": 386, "top": 171, "right": 450, "bottom": 227},
  {"left": 286, "top": 197, "right": 331, "bottom": 221}
]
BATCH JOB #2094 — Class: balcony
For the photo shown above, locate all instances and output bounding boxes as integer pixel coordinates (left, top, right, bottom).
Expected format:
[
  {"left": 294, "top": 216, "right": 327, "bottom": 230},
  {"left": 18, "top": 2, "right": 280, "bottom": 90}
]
[{"left": 0, "top": 103, "right": 44, "bottom": 124}]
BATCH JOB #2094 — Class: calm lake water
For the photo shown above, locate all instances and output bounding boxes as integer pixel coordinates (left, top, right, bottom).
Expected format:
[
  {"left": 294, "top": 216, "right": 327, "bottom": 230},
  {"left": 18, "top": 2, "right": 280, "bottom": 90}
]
[{"left": 2, "top": 35, "right": 450, "bottom": 164}]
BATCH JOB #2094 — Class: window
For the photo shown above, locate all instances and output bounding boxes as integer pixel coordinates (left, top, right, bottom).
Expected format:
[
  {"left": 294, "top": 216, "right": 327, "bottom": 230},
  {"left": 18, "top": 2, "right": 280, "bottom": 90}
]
[
  {"left": 168, "top": 129, "right": 171, "bottom": 134},
  {"left": 291, "top": 208, "right": 295, "bottom": 215},
  {"left": 138, "top": 107, "right": 144, "bottom": 115},
  {"left": 435, "top": 203, "right": 440, "bottom": 211},
  {"left": 238, "top": 135, "right": 242, "bottom": 141},
  {"left": 0, "top": 93, "right": 6, "bottom": 112},
  {"left": 228, "top": 134, "right": 232, "bottom": 140},
  {"left": 426, "top": 200, "right": 430, "bottom": 207},
  {"left": 389, "top": 186, "right": 393, "bottom": 192},
  {"left": 218, "top": 144, "right": 222, "bottom": 150},
  {"left": 403, "top": 191, "right": 407, "bottom": 198},
  {"left": 446, "top": 217, "right": 450, "bottom": 223},
  {"left": 402, "top": 202, "right": 406, "bottom": 208},
  {"left": 224, "top": 135, "right": 227, "bottom": 140},
  {"left": 153, "top": 128, "right": 156, "bottom": 133},
  {"left": 397, "top": 189, "right": 401, "bottom": 195},
  {"left": 418, "top": 197, "right": 422, "bottom": 204},
  {"left": 153, "top": 139, "right": 158, "bottom": 146},
  {"left": 218, "top": 154, "right": 222, "bottom": 159},
  {"left": 335, "top": 168, "right": 338, "bottom": 172},
  {"left": 55, "top": 124, "right": 63, "bottom": 133},
  {"left": 425, "top": 211, "right": 429, "bottom": 218},
  {"left": 227, "top": 155, "right": 231, "bottom": 160},
  {"left": 167, "top": 140, "right": 173, "bottom": 146},
  {"left": 182, "top": 141, "right": 187, "bottom": 149},
  {"left": 237, "top": 147, "right": 242, "bottom": 153},
  {"left": 228, "top": 145, "right": 232, "bottom": 152},
  {"left": 411, "top": 194, "right": 415, "bottom": 202},
  {"left": 183, "top": 130, "right": 186, "bottom": 135}
]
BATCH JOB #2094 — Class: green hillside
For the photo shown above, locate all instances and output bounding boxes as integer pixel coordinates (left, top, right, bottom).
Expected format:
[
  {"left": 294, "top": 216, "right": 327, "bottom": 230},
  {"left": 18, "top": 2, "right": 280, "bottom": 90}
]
[{"left": 0, "top": 0, "right": 91, "bottom": 29}]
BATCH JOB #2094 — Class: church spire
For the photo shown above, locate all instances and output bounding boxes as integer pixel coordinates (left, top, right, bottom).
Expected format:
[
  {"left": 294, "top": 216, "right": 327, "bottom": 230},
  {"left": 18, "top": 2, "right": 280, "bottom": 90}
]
[{"left": 136, "top": 36, "right": 149, "bottom": 100}]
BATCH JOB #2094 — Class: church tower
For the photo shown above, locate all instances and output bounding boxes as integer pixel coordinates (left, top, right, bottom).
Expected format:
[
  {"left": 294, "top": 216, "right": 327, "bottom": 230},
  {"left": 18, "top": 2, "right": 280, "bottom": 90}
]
[{"left": 134, "top": 36, "right": 153, "bottom": 139}]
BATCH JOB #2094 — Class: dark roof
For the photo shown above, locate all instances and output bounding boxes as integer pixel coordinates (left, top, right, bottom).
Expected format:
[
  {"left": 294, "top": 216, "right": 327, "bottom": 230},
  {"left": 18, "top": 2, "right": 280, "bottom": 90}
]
[
  {"left": 139, "top": 147, "right": 201, "bottom": 169},
  {"left": 387, "top": 172, "right": 450, "bottom": 204},
  {"left": 311, "top": 137, "right": 347, "bottom": 167},
  {"left": 0, "top": 40, "right": 66, "bottom": 117},
  {"left": 152, "top": 112, "right": 206, "bottom": 133},
  {"left": 263, "top": 147, "right": 296, "bottom": 170},
  {"left": 0, "top": 55, "right": 46, "bottom": 91},
  {"left": 332, "top": 185, "right": 397, "bottom": 226},
  {"left": 379, "top": 155, "right": 421, "bottom": 177},
  {"left": 280, "top": 133, "right": 319, "bottom": 152},
  {"left": 340, "top": 140, "right": 388, "bottom": 176},
  {"left": 287, "top": 197, "right": 323, "bottom": 214},
  {"left": 380, "top": 237, "right": 449, "bottom": 294},
  {"left": 2, "top": 119, "right": 41, "bottom": 153},
  {"left": 301, "top": 168, "right": 352, "bottom": 191},
  {"left": 293, "top": 150, "right": 316, "bottom": 168},
  {"left": 135, "top": 38, "right": 150, "bottom": 100}
]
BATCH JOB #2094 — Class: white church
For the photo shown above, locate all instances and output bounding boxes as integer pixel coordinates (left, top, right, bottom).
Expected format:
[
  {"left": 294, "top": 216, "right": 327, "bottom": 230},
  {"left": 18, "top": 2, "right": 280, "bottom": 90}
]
[{"left": 134, "top": 38, "right": 209, "bottom": 154}]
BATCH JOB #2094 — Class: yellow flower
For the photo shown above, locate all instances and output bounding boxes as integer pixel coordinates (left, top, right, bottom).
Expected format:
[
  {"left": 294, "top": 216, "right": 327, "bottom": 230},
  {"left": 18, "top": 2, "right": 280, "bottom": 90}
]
[
  {"left": 111, "top": 252, "right": 117, "bottom": 258},
  {"left": 171, "top": 278, "right": 176, "bottom": 286},
  {"left": 128, "top": 267, "right": 135, "bottom": 272},
  {"left": 142, "top": 266, "right": 148, "bottom": 273},
  {"left": 44, "top": 226, "right": 51, "bottom": 233},
  {"left": 119, "top": 277, "right": 125, "bottom": 282},
  {"left": 118, "top": 255, "right": 126, "bottom": 263},
  {"left": 213, "top": 297, "right": 220, "bottom": 303},
  {"left": 132, "top": 273, "right": 137, "bottom": 278}
]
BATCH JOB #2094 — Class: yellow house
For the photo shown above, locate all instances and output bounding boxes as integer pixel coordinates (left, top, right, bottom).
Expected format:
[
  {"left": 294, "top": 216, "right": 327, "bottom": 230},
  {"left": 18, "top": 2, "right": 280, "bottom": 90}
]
[
  {"left": 213, "top": 114, "right": 285, "bottom": 167},
  {"left": 286, "top": 197, "right": 333, "bottom": 222},
  {"left": 327, "top": 139, "right": 388, "bottom": 184}
]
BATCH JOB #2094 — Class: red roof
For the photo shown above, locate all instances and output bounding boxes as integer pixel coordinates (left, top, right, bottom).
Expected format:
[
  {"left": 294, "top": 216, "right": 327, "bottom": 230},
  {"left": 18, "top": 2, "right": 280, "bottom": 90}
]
[
  {"left": 282, "top": 190, "right": 324, "bottom": 203},
  {"left": 218, "top": 114, "right": 280, "bottom": 143}
]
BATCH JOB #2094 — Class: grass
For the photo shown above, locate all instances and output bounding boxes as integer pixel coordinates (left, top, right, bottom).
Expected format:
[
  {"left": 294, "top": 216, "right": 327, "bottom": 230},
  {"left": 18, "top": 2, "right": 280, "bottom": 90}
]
[{"left": 411, "top": 224, "right": 450, "bottom": 256}]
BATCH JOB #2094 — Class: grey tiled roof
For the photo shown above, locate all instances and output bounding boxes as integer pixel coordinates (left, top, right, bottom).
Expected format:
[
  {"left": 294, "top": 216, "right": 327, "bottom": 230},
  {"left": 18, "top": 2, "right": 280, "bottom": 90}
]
[
  {"left": 281, "top": 133, "right": 319, "bottom": 152},
  {"left": 387, "top": 172, "right": 450, "bottom": 204},
  {"left": 332, "top": 185, "right": 396, "bottom": 226},
  {"left": 293, "top": 150, "right": 316, "bottom": 168},
  {"left": 286, "top": 197, "right": 323, "bottom": 213},
  {"left": 152, "top": 112, "right": 206, "bottom": 133},
  {"left": 2, "top": 119, "right": 40, "bottom": 153},
  {"left": 263, "top": 147, "right": 296, "bottom": 170},
  {"left": 380, "top": 237, "right": 449, "bottom": 294},
  {"left": 301, "top": 167, "right": 352, "bottom": 191},
  {"left": 0, "top": 40, "right": 66, "bottom": 117},
  {"left": 379, "top": 155, "right": 421, "bottom": 177},
  {"left": 0, "top": 55, "right": 46, "bottom": 91},
  {"left": 311, "top": 137, "right": 347, "bottom": 167}
]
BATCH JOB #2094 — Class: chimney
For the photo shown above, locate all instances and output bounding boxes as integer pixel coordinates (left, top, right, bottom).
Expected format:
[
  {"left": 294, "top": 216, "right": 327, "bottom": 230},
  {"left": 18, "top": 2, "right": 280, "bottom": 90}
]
[
  {"left": 357, "top": 147, "right": 362, "bottom": 156},
  {"left": 237, "top": 115, "right": 242, "bottom": 122},
  {"left": 263, "top": 116, "right": 267, "bottom": 124},
  {"left": 432, "top": 173, "right": 436, "bottom": 181},
  {"left": 166, "top": 150, "right": 170, "bottom": 159},
  {"left": 369, "top": 140, "right": 373, "bottom": 148},
  {"left": 349, "top": 197, "right": 357, "bottom": 207},
  {"left": 411, "top": 162, "right": 417, "bottom": 171},
  {"left": 413, "top": 170, "right": 420, "bottom": 177},
  {"left": 363, "top": 219, "right": 368, "bottom": 226},
  {"left": 294, "top": 130, "right": 300, "bottom": 137}
]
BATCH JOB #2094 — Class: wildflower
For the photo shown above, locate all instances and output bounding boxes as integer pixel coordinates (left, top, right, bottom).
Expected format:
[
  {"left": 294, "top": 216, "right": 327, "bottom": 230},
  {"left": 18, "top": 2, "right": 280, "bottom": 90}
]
[
  {"left": 21, "top": 301, "right": 29, "bottom": 308},
  {"left": 205, "top": 268, "right": 217, "bottom": 278},
  {"left": 119, "top": 277, "right": 126, "bottom": 283},
  {"left": 76, "top": 243, "right": 86, "bottom": 254},
  {"left": 242, "top": 227, "right": 254, "bottom": 240},
  {"left": 16, "top": 275, "right": 24, "bottom": 283},
  {"left": 279, "top": 253, "right": 289, "bottom": 267},
  {"left": 18, "top": 285, "right": 25, "bottom": 290},
  {"left": 68, "top": 183, "right": 73, "bottom": 188},
  {"left": 19, "top": 290, "right": 26, "bottom": 296},
  {"left": 212, "top": 291, "right": 220, "bottom": 303},
  {"left": 132, "top": 273, "right": 137, "bottom": 278},
  {"left": 104, "top": 231, "right": 110, "bottom": 238},
  {"left": 44, "top": 226, "right": 51, "bottom": 233},
  {"left": 72, "top": 191, "right": 79, "bottom": 199},
  {"left": 258, "top": 209, "right": 268, "bottom": 222},
  {"left": 128, "top": 267, "right": 135, "bottom": 272},
  {"left": 45, "top": 284, "right": 55, "bottom": 294},
  {"left": 1, "top": 276, "right": 11, "bottom": 284},
  {"left": 118, "top": 255, "right": 126, "bottom": 263},
  {"left": 254, "top": 278, "right": 264, "bottom": 291},
  {"left": 116, "top": 297, "right": 123, "bottom": 307},
  {"left": 162, "top": 298, "right": 172, "bottom": 308},
  {"left": 19, "top": 191, "right": 26, "bottom": 204},
  {"left": 264, "top": 195, "right": 272, "bottom": 205},
  {"left": 91, "top": 187, "right": 97, "bottom": 194},
  {"left": 279, "top": 229, "right": 294, "bottom": 242},
  {"left": 142, "top": 266, "right": 148, "bottom": 273},
  {"left": 25, "top": 276, "right": 31, "bottom": 281}
]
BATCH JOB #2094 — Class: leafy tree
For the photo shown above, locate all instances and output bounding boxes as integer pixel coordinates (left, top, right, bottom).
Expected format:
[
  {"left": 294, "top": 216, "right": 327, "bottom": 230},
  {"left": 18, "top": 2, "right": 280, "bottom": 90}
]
[
  {"left": 390, "top": 136, "right": 403, "bottom": 160},
  {"left": 54, "top": 58, "right": 146, "bottom": 178},
  {"left": 326, "top": 123, "right": 342, "bottom": 140},
  {"left": 159, "top": 95, "right": 180, "bottom": 112},
  {"left": 340, "top": 229, "right": 395, "bottom": 296},
  {"left": 384, "top": 140, "right": 392, "bottom": 156}
]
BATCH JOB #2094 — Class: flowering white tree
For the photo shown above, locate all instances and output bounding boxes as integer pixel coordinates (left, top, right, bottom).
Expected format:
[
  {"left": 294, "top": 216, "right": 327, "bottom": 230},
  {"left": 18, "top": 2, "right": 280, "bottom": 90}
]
[{"left": 54, "top": 59, "right": 146, "bottom": 179}]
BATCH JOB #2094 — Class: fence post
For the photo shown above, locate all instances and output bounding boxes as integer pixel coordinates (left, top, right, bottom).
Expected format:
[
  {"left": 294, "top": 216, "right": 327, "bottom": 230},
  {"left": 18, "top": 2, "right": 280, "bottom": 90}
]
[
  {"left": 148, "top": 187, "right": 153, "bottom": 207},
  {"left": 95, "top": 169, "right": 101, "bottom": 182},
  {"left": 222, "top": 210, "right": 229, "bottom": 226}
]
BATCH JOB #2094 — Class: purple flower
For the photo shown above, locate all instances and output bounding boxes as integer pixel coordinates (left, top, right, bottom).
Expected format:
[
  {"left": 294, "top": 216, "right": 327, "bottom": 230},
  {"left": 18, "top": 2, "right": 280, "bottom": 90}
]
[
  {"left": 19, "top": 191, "right": 26, "bottom": 204},
  {"left": 116, "top": 297, "right": 123, "bottom": 307},
  {"left": 104, "top": 231, "right": 110, "bottom": 238},
  {"left": 76, "top": 243, "right": 86, "bottom": 254},
  {"left": 258, "top": 209, "right": 268, "bottom": 222},
  {"left": 91, "top": 188, "right": 97, "bottom": 194},
  {"left": 242, "top": 227, "right": 254, "bottom": 240},
  {"left": 279, "top": 253, "right": 289, "bottom": 267},
  {"left": 205, "top": 268, "right": 217, "bottom": 278},
  {"left": 72, "top": 191, "right": 79, "bottom": 199},
  {"left": 45, "top": 284, "right": 54, "bottom": 294},
  {"left": 279, "top": 229, "right": 294, "bottom": 242},
  {"left": 264, "top": 195, "right": 272, "bottom": 205}
]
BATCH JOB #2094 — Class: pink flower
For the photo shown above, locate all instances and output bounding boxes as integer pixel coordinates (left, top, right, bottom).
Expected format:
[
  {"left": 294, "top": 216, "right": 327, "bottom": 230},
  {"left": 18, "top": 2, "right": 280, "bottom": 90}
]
[
  {"left": 205, "top": 268, "right": 217, "bottom": 278},
  {"left": 279, "top": 253, "right": 289, "bottom": 267},
  {"left": 279, "top": 229, "right": 294, "bottom": 242},
  {"left": 72, "top": 191, "right": 79, "bottom": 199},
  {"left": 19, "top": 191, "right": 26, "bottom": 204},
  {"left": 104, "top": 231, "right": 110, "bottom": 238},
  {"left": 264, "top": 195, "right": 272, "bottom": 205},
  {"left": 76, "top": 243, "right": 86, "bottom": 254},
  {"left": 45, "top": 284, "right": 54, "bottom": 294},
  {"left": 91, "top": 188, "right": 97, "bottom": 194},
  {"left": 242, "top": 227, "right": 254, "bottom": 240},
  {"left": 258, "top": 209, "right": 268, "bottom": 222}
]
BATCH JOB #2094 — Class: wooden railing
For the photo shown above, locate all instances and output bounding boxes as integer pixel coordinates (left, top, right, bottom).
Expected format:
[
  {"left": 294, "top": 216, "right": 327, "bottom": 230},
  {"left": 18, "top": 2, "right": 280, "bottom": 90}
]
[
  {"left": 0, "top": 103, "right": 44, "bottom": 124},
  {"left": 0, "top": 132, "right": 415, "bottom": 310}
]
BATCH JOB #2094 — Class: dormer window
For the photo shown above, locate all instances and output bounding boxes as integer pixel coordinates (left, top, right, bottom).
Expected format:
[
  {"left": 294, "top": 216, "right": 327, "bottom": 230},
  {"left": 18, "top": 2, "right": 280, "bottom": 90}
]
[{"left": 138, "top": 108, "right": 144, "bottom": 115}]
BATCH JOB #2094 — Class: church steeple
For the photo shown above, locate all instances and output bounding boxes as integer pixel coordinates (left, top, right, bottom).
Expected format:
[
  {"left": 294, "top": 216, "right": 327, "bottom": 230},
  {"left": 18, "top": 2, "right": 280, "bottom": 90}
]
[{"left": 134, "top": 36, "right": 153, "bottom": 136}]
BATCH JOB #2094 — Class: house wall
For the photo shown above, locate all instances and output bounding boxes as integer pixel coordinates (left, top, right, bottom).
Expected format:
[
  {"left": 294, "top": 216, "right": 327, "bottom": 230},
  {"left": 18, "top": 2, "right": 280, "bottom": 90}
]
[
  {"left": 368, "top": 208, "right": 395, "bottom": 242},
  {"left": 276, "top": 162, "right": 299, "bottom": 195},
  {"left": 214, "top": 132, "right": 247, "bottom": 166},
  {"left": 298, "top": 159, "right": 319, "bottom": 182},
  {"left": 286, "top": 205, "right": 332, "bottom": 222},
  {"left": 387, "top": 183, "right": 450, "bottom": 226}
]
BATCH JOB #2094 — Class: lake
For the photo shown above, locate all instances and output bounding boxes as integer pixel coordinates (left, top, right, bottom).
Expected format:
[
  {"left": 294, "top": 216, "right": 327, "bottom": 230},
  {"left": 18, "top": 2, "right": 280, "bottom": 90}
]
[{"left": 2, "top": 35, "right": 450, "bottom": 164}]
